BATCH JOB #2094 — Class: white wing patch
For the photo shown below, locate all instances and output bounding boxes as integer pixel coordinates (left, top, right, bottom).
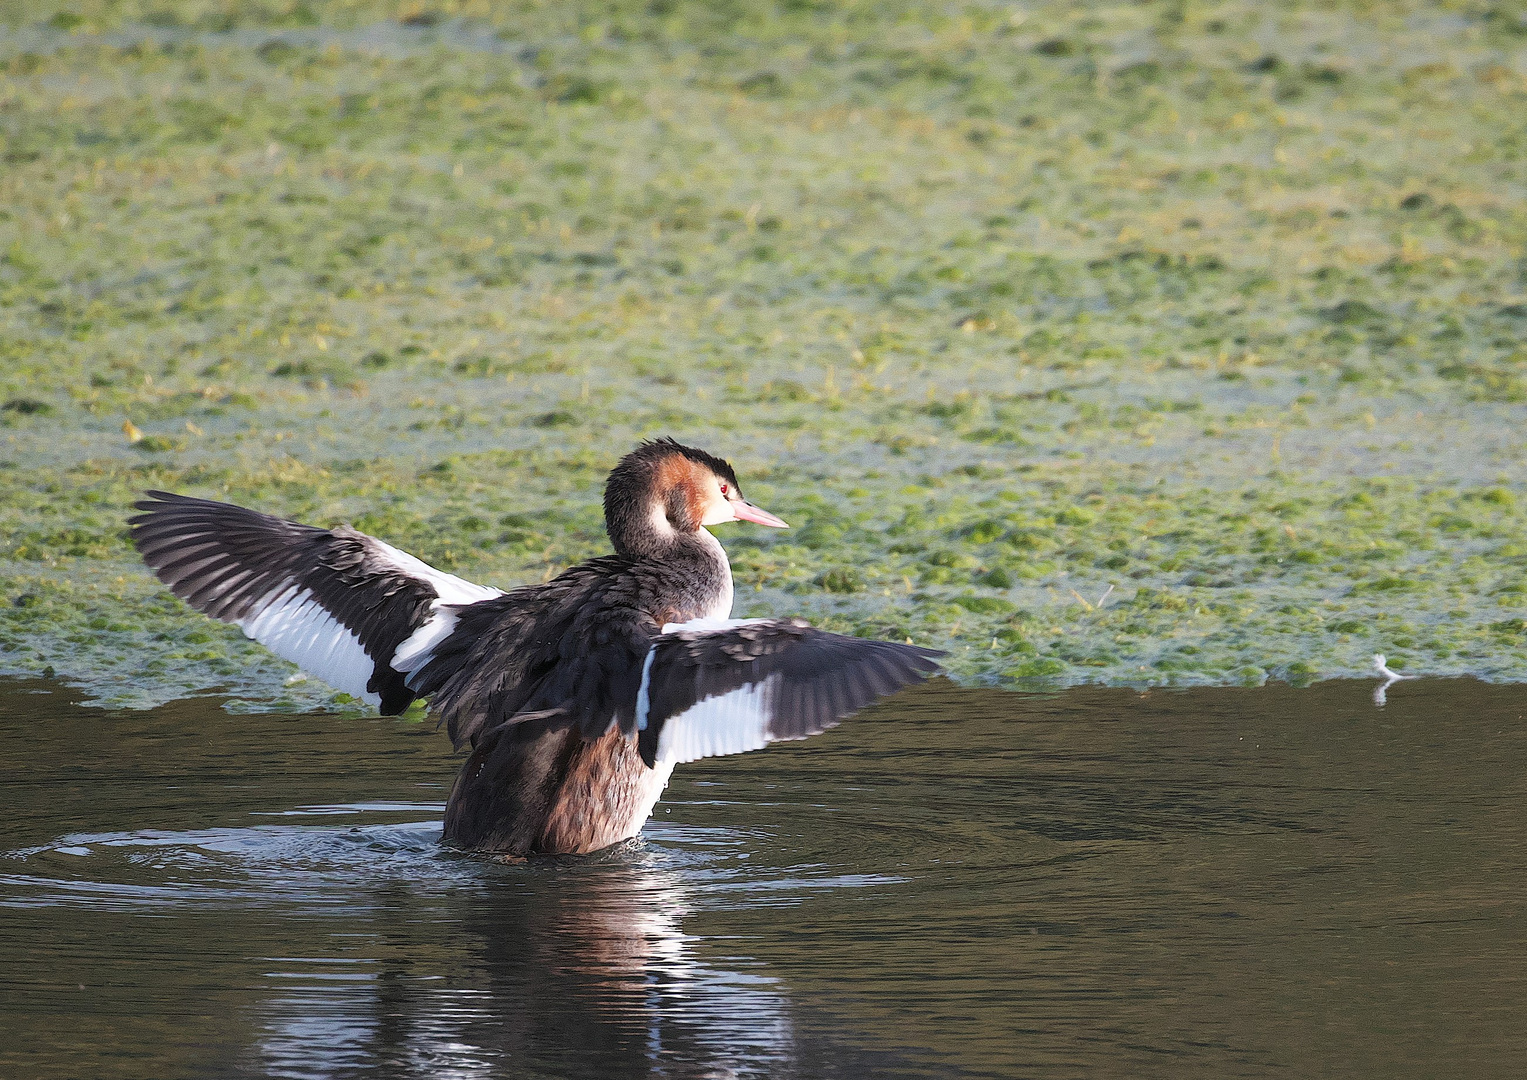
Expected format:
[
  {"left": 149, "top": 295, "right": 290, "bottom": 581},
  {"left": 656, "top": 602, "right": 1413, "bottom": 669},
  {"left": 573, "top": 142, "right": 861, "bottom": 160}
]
[
  {"left": 236, "top": 542, "right": 501, "bottom": 703},
  {"left": 370, "top": 539, "right": 502, "bottom": 605},
  {"left": 372, "top": 539, "right": 502, "bottom": 683},
  {"left": 637, "top": 617, "right": 779, "bottom": 765},
  {"left": 392, "top": 605, "right": 460, "bottom": 678},
  {"left": 659, "top": 616, "right": 768, "bottom": 634},
  {"left": 634, "top": 646, "right": 659, "bottom": 730},
  {"left": 637, "top": 616, "right": 769, "bottom": 732},
  {"left": 653, "top": 675, "right": 778, "bottom": 766},
  {"left": 240, "top": 585, "right": 379, "bottom": 705}
]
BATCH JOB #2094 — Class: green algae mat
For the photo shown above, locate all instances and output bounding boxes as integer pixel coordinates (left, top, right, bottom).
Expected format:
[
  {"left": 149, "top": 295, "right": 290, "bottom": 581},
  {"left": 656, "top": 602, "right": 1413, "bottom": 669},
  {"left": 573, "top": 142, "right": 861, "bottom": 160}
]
[{"left": 2, "top": 0, "right": 1525, "bottom": 710}]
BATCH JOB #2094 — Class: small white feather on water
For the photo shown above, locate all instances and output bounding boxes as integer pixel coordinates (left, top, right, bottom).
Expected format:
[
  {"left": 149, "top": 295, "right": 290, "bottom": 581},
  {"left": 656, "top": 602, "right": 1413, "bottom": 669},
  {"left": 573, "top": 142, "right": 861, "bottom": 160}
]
[{"left": 1372, "top": 653, "right": 1417, "bottom": 707}]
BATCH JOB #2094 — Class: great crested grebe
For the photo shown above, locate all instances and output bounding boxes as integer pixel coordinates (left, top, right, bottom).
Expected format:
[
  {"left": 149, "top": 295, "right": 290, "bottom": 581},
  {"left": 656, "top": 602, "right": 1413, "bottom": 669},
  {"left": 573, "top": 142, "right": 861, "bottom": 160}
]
[{"left": 130, "top": 439, "right": 941, "bottom": 855}]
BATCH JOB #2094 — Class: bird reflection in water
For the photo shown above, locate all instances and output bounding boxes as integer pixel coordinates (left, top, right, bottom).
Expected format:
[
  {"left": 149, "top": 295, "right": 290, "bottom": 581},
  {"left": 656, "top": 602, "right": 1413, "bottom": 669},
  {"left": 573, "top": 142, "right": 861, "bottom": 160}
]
[{"left": 251, "top": 847, "right": 796, "bottom": 1080}]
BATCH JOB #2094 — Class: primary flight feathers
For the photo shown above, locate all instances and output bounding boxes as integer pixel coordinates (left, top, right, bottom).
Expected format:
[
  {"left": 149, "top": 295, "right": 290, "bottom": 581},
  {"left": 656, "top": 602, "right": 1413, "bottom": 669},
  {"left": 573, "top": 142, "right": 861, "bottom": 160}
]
[{"left": 130, "top": 491, "right": 499, "bottom": 714}]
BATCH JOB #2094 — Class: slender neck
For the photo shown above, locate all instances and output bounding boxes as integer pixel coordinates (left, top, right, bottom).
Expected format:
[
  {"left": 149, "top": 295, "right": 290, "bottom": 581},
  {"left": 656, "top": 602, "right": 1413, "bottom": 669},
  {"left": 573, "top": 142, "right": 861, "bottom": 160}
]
[
  {"left": 603, "top": 475, "right": 734, "bottom": 618},
  {"left": 689, "top": 527, "right": 733, "bottom": 621},
  {"left": 625, "top": 527, "right": 735, "bottom": 624},
  {"left": 608, "top": 498, "right": 677, "bottom": 559}
]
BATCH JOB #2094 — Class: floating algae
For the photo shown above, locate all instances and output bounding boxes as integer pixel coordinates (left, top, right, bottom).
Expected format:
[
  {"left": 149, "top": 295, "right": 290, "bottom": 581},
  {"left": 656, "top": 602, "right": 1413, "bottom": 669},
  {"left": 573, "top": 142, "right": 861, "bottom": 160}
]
[{"left": 1, "top": 1, "right": 1525, "bottom": 707}]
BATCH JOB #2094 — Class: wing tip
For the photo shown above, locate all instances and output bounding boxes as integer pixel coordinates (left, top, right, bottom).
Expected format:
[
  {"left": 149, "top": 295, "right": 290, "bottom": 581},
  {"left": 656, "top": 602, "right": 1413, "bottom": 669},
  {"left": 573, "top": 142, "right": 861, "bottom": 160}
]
[{"left": 131, "top": 489, "right": 186, "bottom": 511}]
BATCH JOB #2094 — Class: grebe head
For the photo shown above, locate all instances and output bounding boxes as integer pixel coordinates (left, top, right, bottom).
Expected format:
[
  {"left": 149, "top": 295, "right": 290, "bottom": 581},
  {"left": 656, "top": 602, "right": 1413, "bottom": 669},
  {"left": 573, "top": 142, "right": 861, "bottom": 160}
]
[{"left": 603, "top": 438, "right": 788, "bottom": 557}]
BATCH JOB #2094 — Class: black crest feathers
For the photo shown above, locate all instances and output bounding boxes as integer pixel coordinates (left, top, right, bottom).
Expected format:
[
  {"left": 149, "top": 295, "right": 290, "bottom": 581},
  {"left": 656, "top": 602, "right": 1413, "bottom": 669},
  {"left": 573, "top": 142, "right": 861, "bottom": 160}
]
[{"left": 603, "top": 438, "right": 740, "bottom": 556}]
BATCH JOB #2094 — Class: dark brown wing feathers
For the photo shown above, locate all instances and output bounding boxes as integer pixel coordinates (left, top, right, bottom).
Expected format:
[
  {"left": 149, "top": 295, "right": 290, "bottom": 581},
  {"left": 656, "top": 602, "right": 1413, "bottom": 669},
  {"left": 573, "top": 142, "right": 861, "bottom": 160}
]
[
  {"left": 129, "top": 490, "right": 439, "bottom": 713},
  {"left": 636, "top": 619, "right": 943, "bottom": 765}
]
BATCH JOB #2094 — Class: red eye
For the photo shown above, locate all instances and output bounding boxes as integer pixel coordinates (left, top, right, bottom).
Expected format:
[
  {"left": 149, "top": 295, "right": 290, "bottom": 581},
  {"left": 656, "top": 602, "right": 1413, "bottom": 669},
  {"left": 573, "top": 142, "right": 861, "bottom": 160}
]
[{"left": 720, "top": 483, "right": 729, "bottom": 496}]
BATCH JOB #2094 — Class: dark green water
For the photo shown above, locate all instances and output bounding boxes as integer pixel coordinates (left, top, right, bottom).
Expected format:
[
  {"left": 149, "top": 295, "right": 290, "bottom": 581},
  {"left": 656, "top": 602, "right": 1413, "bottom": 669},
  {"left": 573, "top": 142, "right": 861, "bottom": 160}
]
[{"left": 2, "top": 676, "right": 1524, "bottom": 1079}]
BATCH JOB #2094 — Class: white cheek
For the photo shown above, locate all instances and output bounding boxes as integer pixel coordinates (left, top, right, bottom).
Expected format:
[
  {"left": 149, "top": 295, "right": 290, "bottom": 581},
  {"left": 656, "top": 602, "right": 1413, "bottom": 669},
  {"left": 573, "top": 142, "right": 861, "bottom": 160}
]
[{"left": 699, "top": 496, "right": 736, "bottom": 527}]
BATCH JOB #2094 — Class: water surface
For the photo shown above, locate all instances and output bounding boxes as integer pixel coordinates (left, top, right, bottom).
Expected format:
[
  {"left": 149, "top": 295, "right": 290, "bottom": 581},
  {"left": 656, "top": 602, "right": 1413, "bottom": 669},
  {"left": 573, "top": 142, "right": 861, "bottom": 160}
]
[{"left": 2, "top": 676, "right": 1524, "bottom": 1078}]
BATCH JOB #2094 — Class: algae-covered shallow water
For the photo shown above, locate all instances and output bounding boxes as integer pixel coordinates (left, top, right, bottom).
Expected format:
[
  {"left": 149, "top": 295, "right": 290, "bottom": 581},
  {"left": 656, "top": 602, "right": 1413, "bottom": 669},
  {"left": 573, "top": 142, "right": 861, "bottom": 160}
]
[
  {"left": 4, "top": 6, "right": 1523, "bottom": 1074},
  {"left": 1, "top": 0, "right": 1526, "bottom": 708},
  {"left": 3, "top": 674, "right": 1525, "bottom": 1078}
]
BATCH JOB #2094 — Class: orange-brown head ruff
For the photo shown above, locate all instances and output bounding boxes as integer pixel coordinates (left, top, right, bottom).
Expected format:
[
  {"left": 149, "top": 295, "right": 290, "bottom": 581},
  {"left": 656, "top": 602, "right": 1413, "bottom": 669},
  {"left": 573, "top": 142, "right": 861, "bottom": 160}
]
[{"left": 603, "top": 439, "right": 786, "bottom": 557}]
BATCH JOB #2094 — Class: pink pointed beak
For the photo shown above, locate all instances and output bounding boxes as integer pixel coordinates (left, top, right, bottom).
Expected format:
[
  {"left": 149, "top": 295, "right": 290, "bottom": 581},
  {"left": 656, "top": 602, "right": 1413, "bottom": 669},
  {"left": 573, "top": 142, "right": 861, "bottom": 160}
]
[{"left": 731, "top": 500, "right": 789, "bottom": 528}]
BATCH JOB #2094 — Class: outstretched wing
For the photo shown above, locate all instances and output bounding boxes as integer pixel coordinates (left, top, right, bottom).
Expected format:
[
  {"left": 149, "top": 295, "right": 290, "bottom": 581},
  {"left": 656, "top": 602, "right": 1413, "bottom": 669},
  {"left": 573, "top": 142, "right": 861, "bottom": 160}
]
[
  {"left": 635, "top": 618, "right": 942, "bottom": 766},
  {"left": 130, "top": 491, "right": 500, "bottom": 712}
]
